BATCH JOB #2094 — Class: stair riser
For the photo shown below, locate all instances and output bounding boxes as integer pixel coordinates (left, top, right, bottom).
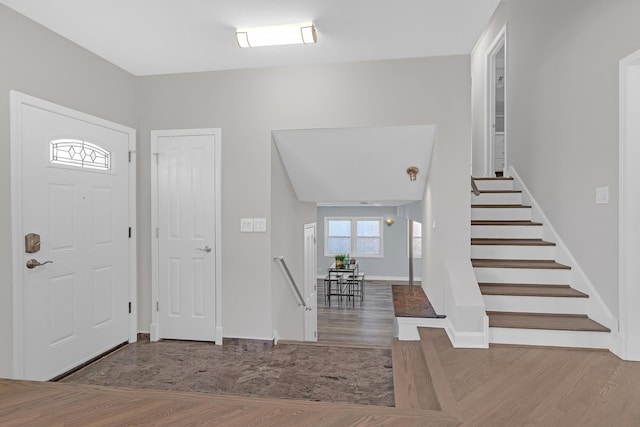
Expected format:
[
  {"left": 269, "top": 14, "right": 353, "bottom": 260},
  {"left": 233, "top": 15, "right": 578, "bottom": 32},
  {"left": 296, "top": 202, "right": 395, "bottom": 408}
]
[
  {"left": 471, "top": 208, "right": 531, "bottom": 221},
  {"left": 471, "top": 193, "right": 522, "bottom": 205},
  {"left": 474, "top": 267, "right": 571, "bottom": 284},
  {"left": 483, "top": 295, "right": 587, "bottom": 314},
  {"left": 489, "top": 327, "right": 611, "bottom": 349},
  {"left": 471, "top": 245, "right": 556, "bottom": 260},
  {"left": 471, "top": 225, "right": 542, "bottom": 239},
  {"left": 473, "top": 180, "right": 514, "bottom": 191}
]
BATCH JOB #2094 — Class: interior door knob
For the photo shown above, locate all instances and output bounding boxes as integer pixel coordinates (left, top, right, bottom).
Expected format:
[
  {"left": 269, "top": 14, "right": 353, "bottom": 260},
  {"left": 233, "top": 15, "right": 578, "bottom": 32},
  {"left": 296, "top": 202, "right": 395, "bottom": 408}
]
[
  {"left": 195, "top": 245, "right": 212, "bottom": 253},
  {"left": 26, "top": 259, "right": 53, "bottom": 269}
]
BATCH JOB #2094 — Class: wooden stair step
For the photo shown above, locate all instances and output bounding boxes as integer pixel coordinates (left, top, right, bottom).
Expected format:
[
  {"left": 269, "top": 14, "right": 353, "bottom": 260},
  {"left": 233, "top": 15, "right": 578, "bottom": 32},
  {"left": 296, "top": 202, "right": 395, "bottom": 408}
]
[
  {"left": 472, "top": 177, "right": 513, "bottom": 181},
  {"left": 472, "top": 259, "right": 571, "bottom": 269},
  {"left": 471, "top": 204, "right": 532, "bottom": 208},
  {"left": 471, "top": 220, "right": 542, "bottom": 226},
  {"left": 479, "top": 283, "right": 588, "bottom": 298},
  {"left": 487, "top": 311, "right": 610, "bottom": 332},
  {"left": 474, "top": 190, "right": 522, "bottom": 194},
  {"left": 471, "top": 238, "right": 555, "bottom": 246},
  {"left": 391, "top": 338, "right": 440, "bottom": 410}
]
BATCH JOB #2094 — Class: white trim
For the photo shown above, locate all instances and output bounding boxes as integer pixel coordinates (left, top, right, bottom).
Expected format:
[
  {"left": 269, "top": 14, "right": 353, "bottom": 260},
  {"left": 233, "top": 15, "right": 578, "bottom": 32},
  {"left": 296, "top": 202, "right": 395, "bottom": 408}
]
[
  {"left": 394, "top": 317, "right": 489, "bottom": 348},
  {"left": 323, "top": 216, "right": 384, "bottom": 258},
  {"left": 10, "top": 91, "right": 137, "bottom": 379},
  {"left": 618, "top": 49, "right": 640, "bottom": 361},
  {"left": 150, "top": 128, "right": 223, "bottom": 345},
  {"left": 484, "top": 24, "right": 508, "bottom": 177},
  {"left": 509, "top": 167, "right": 616, "bottom": 336}
]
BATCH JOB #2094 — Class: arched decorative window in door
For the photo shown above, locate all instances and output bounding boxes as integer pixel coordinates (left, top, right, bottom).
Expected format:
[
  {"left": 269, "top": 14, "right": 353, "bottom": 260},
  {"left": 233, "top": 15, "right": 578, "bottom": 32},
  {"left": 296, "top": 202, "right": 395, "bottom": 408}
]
[{"left": 50, "top": 138, "right": 111, "bottom": 171}]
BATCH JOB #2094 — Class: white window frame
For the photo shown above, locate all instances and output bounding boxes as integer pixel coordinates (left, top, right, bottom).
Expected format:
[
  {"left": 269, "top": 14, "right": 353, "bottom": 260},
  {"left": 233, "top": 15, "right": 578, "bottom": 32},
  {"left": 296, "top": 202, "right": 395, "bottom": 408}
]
[
  {"left": 324, "top": 217, "right": 384, "bottom": 258},
  {"left": 408, "top": 220, "right": 422, "bottom": 259}
]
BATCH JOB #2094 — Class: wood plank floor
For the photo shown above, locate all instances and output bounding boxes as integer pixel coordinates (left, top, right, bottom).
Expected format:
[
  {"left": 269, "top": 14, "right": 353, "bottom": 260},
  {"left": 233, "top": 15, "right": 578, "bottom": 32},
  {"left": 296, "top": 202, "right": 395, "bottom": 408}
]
[
  {"left": 0, "top": 380, "right": 456, "bottom": 427},
  {"left": 316, "top": 279, "right": 395, "bottom": 347},
  {"left": 421, "top": 328, "right": 640, "bottom": 426},
  {"left": 2, "top": 328, "right": 640, "bottom": 425}
]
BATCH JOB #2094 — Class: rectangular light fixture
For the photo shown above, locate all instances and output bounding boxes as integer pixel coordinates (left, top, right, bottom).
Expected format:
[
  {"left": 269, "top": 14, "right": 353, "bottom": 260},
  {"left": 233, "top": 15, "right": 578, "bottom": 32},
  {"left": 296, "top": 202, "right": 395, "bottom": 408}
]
[{"left": 236, "top": 22, "right": 317, "bottom": 48}]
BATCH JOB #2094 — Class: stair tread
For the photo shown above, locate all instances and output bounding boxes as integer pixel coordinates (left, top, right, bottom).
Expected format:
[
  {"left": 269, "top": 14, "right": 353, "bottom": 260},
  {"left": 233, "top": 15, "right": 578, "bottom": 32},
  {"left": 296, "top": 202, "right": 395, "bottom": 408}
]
[
  {"left": 479, "top": 283, "right": 588, "bottom": 298},
  {"left": 471, "top": 238, "right": 555, "bottom": 246},
  {"left": 474, "top": 190, "right": 522, "bottom": 194},
  {"left": 472, "top": 177, "right": 514, "bottom": 181},
  {"left": 486, "top": 311, "right": 610, "bottom": 332},
  {"left": 471, "top": 204, "right": 532, "bottom": 208},
  {"left": 472, "top": 259, "right": 571, "bottom": 269},
  {"left": 472, "top": 220, "right": 542, "bottom": 226}
]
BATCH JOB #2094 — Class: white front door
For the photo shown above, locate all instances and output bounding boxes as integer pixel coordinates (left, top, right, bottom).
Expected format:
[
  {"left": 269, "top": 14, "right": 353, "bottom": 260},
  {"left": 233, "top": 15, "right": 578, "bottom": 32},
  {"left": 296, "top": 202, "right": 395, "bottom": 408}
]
[
  {"left": 13, "top": 93, "right": 134, "bottom": 381},
  {"left": 153, "top": 131, "right": 218, "bottom": 341},
  {"left": 304, "top": 223, "right": 317, "bottom": 341}
]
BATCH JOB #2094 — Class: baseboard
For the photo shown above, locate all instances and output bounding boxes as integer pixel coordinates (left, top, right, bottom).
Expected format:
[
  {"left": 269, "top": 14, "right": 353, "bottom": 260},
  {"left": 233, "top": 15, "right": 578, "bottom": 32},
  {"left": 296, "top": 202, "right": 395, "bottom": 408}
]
[
  {"left": 395, "top": 317, "right": 448, "bottom": 341},
  {"left": 395, "top": 317, "right": 489, "bottom": 348}
]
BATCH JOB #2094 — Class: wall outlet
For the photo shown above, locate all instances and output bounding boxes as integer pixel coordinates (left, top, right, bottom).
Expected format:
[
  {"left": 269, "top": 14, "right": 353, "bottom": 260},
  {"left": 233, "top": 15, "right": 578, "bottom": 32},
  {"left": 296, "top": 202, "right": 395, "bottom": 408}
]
[
  {"left": 240, "top": 218, "right": 254, "bottom": 232},
  {"left": 254, "top": 218, "right": 267, "bottom": 232},
  {"left": 595, "top": 187, "right": 609, "bottom": 205}
]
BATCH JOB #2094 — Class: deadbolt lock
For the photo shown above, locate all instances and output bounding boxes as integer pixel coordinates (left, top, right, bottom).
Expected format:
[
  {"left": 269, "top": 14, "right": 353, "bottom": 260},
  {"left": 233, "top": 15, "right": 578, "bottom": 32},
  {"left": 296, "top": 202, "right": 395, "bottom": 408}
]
[{"left": 25, "top": 233, "right": 41, "bottom": 253}]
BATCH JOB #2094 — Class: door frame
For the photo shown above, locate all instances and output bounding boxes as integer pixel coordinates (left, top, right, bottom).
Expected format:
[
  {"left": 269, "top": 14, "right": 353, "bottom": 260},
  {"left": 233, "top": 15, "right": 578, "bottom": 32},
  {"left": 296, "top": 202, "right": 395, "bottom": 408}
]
[
  {"left": 9, "top": 91, "right": 137, "bottom": 379},
  {"left": 618, "top": 48, "right": 640, "bottom": 361},
  {"left": 484, "top": 24, "right": 508, "bottom": 177},
  {"left": 150, "top": 128, "right": 223, "bottom": 344}
]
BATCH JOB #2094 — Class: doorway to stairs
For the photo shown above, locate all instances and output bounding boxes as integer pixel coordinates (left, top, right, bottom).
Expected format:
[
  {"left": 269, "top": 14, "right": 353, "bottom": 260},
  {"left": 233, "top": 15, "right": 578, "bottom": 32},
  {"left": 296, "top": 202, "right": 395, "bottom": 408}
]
[{"left": 485, "top": 25, "right": 508, "bottom": 177}]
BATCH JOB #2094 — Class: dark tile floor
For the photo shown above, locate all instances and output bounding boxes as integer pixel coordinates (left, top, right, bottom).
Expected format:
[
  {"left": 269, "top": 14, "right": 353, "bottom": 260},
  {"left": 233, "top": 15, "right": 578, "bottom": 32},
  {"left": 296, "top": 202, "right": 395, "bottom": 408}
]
[
  {"left": 392, "top": 284, "right": 444, "bottom": 318},
  {"left": 60, "top": 338, "right": 395, "bottom": 407}
]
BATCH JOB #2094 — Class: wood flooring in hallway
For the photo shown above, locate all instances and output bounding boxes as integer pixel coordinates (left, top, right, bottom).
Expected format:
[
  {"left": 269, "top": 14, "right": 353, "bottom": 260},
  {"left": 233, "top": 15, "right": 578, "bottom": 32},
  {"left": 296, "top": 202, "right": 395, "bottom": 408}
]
[{"left": 316, "top": 279, "right": 395, "bottom": 347}]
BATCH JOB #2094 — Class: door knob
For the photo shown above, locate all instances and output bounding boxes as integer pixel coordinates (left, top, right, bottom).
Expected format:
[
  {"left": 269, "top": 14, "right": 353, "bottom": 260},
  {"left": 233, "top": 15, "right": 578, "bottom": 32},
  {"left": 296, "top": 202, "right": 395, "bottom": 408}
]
[
  {"left": 195, "top": 245, "right": 212, "bottom": 253},
  {"left": 26, "top": 259, "right": 53, "bottom": 269}
]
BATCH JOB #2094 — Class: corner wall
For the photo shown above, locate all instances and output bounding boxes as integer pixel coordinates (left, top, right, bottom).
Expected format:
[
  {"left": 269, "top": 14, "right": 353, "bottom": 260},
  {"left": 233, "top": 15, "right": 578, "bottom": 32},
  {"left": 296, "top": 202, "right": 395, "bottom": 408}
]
[
  {"left": 471, "top": 0, "right": 640, "bottom": 318},
  {"left": 0, "top": 4, "right": 136, "bottom": 377}
]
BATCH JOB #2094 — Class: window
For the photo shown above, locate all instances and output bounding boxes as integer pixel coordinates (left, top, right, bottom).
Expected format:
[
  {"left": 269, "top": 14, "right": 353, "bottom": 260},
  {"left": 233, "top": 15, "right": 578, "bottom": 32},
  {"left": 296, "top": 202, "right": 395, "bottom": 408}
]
[
  {"left": 409, "top": 221, "right": 422, "bottom": 258},
  {"left": 325, "top": 217, "right": 383, "bottom": 257},
  {"left": 50, "top": 138, "right": 111, "bottom": 171}
]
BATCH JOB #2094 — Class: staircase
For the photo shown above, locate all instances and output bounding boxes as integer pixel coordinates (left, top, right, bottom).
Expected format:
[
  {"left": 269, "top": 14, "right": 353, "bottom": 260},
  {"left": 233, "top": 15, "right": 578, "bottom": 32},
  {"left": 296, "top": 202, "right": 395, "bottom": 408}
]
[{"left": 471, "top": 177, "right": 611, "bottom": 349}]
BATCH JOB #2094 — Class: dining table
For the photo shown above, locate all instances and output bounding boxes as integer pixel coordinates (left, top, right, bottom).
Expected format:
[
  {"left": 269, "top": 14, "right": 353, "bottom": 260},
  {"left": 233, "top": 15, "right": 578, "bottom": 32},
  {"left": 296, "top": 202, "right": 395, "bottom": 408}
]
[{"left": 326, "top": 260, "right": 359, "bottom": 306}]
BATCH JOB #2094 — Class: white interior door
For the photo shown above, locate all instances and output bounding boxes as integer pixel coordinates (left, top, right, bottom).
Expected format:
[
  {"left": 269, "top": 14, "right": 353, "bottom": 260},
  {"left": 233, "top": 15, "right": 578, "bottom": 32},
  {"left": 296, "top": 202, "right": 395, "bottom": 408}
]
[
  {"left": 15, "top": 95, "right": 133, "bottom": 381},
  {"left": 304, "top": 223, "right": 317, "bottom": 341},
  {"left": 155, "top": 132, "right": 217, "bottom": 341}
]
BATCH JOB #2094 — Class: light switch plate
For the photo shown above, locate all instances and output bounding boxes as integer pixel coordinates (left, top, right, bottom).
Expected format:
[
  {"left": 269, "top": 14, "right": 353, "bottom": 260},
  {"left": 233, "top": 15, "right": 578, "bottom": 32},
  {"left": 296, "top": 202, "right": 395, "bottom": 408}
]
[
  {"left": 254, "top": 218, "right": 267, "bottom": 232},
  {"left": 595, "top": 187, "right": 609, "bottom": 205},
  {"left": 240, "top": 218, "right": 254, "bottom": 232}
]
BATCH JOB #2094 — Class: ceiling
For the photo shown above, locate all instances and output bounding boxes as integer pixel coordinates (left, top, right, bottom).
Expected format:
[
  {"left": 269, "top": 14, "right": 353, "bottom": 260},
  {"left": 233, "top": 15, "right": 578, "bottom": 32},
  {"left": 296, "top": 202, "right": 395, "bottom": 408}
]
[
  {"left": 273, "top": 125, "right": 435, "bottom": 206},
  {"left": 0, "top": 0, "right": 501, "bottom": 76}
]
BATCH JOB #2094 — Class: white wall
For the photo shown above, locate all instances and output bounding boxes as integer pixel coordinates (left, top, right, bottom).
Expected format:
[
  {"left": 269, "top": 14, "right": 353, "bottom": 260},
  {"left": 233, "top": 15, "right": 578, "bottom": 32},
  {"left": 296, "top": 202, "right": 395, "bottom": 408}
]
[
  {"left": 0, "top": 4, "right": 136, "bottom": 377},
  {"left": 136, "top": 55, "right": 472, "bottom": 340},
  {"left": 471, "top": 0, "right": 640, "bottom": 317}
]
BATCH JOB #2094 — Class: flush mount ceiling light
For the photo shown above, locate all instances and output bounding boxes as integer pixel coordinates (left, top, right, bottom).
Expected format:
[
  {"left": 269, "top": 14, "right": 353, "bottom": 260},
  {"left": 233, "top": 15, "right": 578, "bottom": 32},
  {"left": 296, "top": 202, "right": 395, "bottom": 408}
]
[{"left": 236, "top": 22, "right": 317, "bottom": 48}]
